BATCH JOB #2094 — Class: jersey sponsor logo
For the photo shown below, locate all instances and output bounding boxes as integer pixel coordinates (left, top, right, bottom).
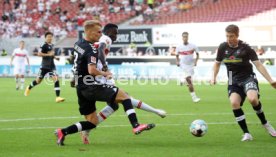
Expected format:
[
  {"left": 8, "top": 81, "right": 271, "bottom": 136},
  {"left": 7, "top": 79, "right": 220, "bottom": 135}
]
[
  {"left": 179, "top": 50, "right": 193, "bottom": 55},
  {"left": 223, "top": 56, "right": 242, "bottom": 63},
  {"left": 15, "top": 53, "right": 26, "bottom": 57},
  {"left": 225, "top": 50, "right": 228, "bottom": 54}
]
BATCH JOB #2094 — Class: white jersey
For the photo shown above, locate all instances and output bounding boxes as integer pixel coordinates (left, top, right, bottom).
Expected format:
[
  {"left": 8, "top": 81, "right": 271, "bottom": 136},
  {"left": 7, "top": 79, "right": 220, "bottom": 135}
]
[
  {"left": 99, "top": 34, "right": 112, "bottom": 55},
  {"left": 96, "top": 34, "right": 115, "bottom": 85},
  {"left": 12, "top": 48, "right": 29, "bottom": 67},
  {"left": 176, "top": 43, "right": 199, "bottom": 66},
  {"left": 96, "top": 34, "right": 112, "bottom": 70}
]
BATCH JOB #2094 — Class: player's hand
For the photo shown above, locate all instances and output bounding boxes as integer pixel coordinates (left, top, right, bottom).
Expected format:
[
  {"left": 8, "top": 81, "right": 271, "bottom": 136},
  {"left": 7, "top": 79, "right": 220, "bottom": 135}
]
[
  {"left": 176, "top": 61, "right": 180, "bottom": 67},
  {"left": 70, "top": 80, "right": 75, "bottom": 88},
  {"left": 102, "top": 65, "right": 108, "bottom": 72},
  {"left": 103, "top": 71, "right": 112, "bottom": 77},
  {"left": 270, "top": 81, "right": 276, "bottom": 89},
  {"left": 210, "top": 79, "right": 216, "bottom": 85},
  {"left": 106, "top": 74, "right": 113, "bottom": 80}
]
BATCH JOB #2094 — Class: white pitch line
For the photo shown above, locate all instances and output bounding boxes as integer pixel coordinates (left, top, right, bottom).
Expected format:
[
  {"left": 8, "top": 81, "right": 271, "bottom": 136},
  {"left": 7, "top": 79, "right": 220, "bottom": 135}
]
[
  {"left": 1, "top": 121, "right": 275, "bottom": 131},
  {"left": 0, "top": 112, "right": 272, "bottom": 122}
]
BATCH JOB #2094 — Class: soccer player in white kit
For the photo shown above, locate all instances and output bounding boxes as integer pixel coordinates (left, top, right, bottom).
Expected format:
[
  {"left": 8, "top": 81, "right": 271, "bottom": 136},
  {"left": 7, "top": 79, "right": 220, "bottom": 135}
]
[
  {"left": 10, "top": 41, "right": 30, "bottom": 90},
  {"left": 80, "top": 23, "right": 167, "bottom": 144},
  {"left": 176, "top": 32, "right": 200, "bottom": 103}
]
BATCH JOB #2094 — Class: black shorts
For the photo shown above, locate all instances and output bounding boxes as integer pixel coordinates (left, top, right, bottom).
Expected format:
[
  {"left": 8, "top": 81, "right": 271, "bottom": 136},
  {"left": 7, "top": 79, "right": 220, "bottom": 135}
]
[
  {"left": 228, "top": 75, "right": 260, "bottom": 106},
  {"left": 37, "top": 68, "right": 57, "bottom": 79},
  {"left": 77, "top": 84, "right": 119, "bottom": 115}
]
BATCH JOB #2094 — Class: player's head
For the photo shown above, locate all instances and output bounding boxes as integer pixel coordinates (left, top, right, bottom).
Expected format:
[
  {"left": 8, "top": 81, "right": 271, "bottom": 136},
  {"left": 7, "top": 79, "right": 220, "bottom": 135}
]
[
  {"left": 45, "top": 32, "right": 53, "bottom": 43},
  {"left": 225, "top": 24, "right": 239, "bottom": 47},
  {"left": 103, "top": 23, "right": 118, "bottom": 42},
  {"left": 19, "top": 40, "right": 25, "bottom": 49},
  {"left": 182, "top": 32, "right": 189, "bottom": 44},
  {"left": 83, "top": 20, "right": 102, "bottom": 43}
]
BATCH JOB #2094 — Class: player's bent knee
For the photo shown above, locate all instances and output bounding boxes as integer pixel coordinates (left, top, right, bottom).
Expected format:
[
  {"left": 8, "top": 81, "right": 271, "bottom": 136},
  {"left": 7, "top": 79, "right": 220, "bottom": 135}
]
[
  {"left": 247, "top": 97, "right": 258, "bottom": 105},
  {"left": 230, "top": 101, "right": 240, "bottom": 109},
  {"left": 115, "top": 89, "right": 130, "bottom": 103}
]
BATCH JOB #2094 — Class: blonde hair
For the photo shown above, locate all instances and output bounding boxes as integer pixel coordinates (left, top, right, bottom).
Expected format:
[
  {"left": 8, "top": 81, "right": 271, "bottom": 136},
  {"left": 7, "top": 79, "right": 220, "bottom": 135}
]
[{"left": 83, "top": 20, "right": 102, "bottom": 31}]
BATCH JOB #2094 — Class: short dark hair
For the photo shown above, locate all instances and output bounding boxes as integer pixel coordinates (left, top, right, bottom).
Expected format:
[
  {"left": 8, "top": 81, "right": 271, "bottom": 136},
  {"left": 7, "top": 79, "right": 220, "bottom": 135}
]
[
  {"left": 182, "top": 32, "right": 189, "bottom": 36},
  {"left": 103, "top": 23, "right": 118, "bottom": 34},
  {"left": 45, "top": 32, "right": 53, "bottom": 38},
  {"left": 225, "top": 24, "right": 239, "bottom": 36}
]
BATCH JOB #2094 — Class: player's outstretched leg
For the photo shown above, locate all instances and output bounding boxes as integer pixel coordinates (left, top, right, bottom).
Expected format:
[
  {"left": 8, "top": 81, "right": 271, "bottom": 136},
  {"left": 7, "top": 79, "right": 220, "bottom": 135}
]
[
  {"left": 24, "top": 80, "right": 38, "bottom": 96},
  {"left": 122, "top": 99, "right": 155, "bottom": 135},
  {"left": 252, "top": 102, "right": 276, "bottom": 137},
  {"left": 131, "top": 98, "right": 167, "bottom": 118}
]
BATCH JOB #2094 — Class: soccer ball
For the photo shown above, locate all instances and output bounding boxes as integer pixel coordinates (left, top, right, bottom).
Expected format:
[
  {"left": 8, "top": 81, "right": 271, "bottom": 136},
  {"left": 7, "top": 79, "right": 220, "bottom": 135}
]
[{"left": 189, "top": 119, "right": 208, "bottom": 137}]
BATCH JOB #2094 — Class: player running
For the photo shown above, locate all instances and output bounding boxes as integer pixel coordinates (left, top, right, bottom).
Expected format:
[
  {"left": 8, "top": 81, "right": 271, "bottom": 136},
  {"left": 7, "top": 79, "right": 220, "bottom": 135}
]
[
  {"left": 79, "top": 23, "right": 167, "bottom": 144},
  {"left": 176, "top": 32, "right": 200, "bottom": 103},
  {"left": 24, "top": 32, "right": 65, "bottom": 103},
  {"left": 211, "top": 24, "right": 276, "bottom": 141},
  {"left": 10, "top": 41, "right": 30, "bottom": 90}
]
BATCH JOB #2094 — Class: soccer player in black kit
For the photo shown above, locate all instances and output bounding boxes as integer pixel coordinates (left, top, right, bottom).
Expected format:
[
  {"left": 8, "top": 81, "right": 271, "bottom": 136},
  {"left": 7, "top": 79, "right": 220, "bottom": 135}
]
[
  {"left": 211, "top": 24, "right": 276, "bottom": 141},
  {"left": 24, "top": 32, "right": 65, "bottom": 103},
  {"left": 55, "top": 20, "right": 155, "bottom": 146}
]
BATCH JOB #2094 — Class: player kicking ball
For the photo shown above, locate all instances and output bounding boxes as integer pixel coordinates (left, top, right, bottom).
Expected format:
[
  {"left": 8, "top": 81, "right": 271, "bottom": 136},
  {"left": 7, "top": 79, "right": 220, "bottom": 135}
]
[
  {"left": 77, "top": 23, "right": 166, "bottom": 144},
  {"left": 55, "top": 20, "right": 156, "bottom": 146}
]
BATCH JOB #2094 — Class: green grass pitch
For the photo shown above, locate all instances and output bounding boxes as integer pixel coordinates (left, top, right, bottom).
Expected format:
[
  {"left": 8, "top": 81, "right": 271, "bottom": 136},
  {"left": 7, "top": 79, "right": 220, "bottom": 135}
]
[{"left": 0, "top": 78, "right": 275, "bottom": 157}]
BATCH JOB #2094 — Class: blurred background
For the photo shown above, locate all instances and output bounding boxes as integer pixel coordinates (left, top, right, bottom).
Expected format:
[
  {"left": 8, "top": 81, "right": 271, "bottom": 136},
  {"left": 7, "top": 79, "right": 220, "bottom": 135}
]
[{"left": 0, "top": 0, "right": 276, "bottom": 81}]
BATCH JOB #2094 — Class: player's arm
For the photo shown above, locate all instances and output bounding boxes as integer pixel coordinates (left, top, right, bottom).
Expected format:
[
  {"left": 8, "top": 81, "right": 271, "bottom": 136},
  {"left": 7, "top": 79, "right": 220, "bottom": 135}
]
[
  {"left": 253, "top": 60, "right": 276, "bottom": 88},
  {"left": 248, "top": 46, "right": 276, "bottom": 88},
  {"left": 86, "top": 52, "right": 112, "bottom": 77},
  {"left": 98, "top": 42, "right": 108, "bottom": 71},
  {"left": 88, "top": 64, "right": 112, "bottom": 77},
  {"left": 211, "top": 61, "right": 221, "bottom": 85},
  {"left": 176, "top": 54, "right": 180, "bottom": 67},
  {"left": 26, "top": 53, "right": 30, "bottom": 70},
  {"left": 37, "top": 50, "right": 54, "bottom": 57},
  {"left": 10, "top": 55, "right": 15, "bottom": 66},
  {"left": 10, "top": 50, "right": 15, "bottom": 66},
  {"left": 175, "top": 46, "right": 180, "bottom": 67},
  {"left": 194, "top": 45, "right": 200, "bottom": 66},
  {"left": 194, "top": 52, "right": 199, "bottom": 66},
  {"left": 211, "top": 45, "right": 224, "bottom": 85}
]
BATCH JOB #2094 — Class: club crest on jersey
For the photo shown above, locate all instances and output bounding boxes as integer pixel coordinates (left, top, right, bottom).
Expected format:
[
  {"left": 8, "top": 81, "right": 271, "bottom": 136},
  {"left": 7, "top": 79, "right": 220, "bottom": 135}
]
[
  {"left": 225, "top": 50, "right": 228, "bottom": 55},
  {"left": 236, "top": 49, "right": 241, "bottom": 54},
  {"left": 91, "top": 56, "right": 96, "bottom": 64}
]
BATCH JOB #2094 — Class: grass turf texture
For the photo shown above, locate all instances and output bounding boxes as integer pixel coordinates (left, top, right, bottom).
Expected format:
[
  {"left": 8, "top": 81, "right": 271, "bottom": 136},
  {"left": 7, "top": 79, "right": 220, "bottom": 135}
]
[{"left": 0, "top": 78, "right": 275, "bottom": 157}]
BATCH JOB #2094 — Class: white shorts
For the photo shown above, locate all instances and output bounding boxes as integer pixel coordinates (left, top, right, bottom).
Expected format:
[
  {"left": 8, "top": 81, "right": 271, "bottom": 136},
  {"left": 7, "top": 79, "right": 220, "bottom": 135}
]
[
  {"left": 13, "top": 66, "right": 25, "bottom": 75},
  {"left": 180, "top": 64, "right": 194, "bottom": 78}
]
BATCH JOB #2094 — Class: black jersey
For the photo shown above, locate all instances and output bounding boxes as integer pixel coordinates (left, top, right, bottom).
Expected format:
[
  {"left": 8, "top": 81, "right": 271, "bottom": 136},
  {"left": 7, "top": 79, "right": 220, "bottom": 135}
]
[
  {"left": 73, "top": 39, "right": 98, "bottom": 87},
  {"left": 40, "top": 42, "right": 55, "bottom": 70},
  {"left": 216, "top": 40, "right": 258, "bottom": 82}
]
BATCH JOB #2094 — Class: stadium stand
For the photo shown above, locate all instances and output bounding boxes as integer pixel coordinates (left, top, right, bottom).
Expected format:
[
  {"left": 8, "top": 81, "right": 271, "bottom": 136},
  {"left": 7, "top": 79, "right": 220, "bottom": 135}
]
[
  {"left": 1, "top": 0, "right": 276, "bottom": 38},
  {"left": 130, "top": 0, "right": 276, "bottom": 25},
  {"left": 0, "top": 0, "right": 143, "bottom": 38}
]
